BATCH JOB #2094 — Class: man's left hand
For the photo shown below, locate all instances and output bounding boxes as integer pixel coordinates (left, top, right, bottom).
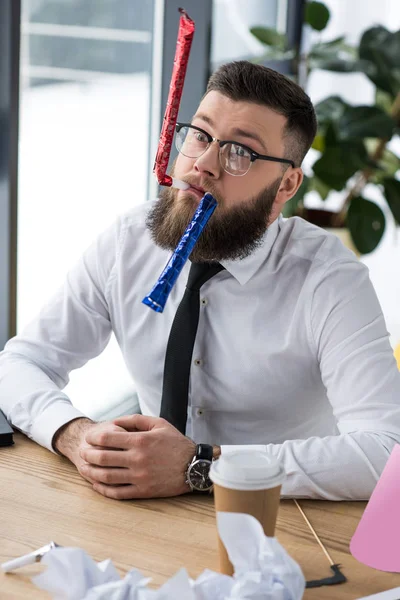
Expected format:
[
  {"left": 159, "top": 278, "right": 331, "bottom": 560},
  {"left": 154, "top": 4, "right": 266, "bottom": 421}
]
[{"left": 79, "top": 415, "right": 196, "bottom": 500}]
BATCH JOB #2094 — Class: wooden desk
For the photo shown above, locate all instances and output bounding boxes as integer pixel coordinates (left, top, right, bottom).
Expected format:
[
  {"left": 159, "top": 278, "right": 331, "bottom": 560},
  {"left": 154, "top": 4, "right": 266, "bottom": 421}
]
[{"left": 1, "top": 435, "right": 399, "bottom": 599}]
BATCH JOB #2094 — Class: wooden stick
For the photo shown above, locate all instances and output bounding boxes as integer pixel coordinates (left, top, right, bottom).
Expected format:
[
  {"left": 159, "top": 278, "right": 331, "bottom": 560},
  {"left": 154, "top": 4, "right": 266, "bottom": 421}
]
[{"left": 293, "top": 499, "right": 334, "bottom": 566}]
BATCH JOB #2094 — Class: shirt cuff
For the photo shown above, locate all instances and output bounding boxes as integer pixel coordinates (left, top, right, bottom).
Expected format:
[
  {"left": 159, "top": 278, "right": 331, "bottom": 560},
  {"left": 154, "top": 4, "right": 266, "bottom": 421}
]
[
  {"left": 29, "top": 401, "right": 87, "bottom": 453},
  {"left": 220, "top": 444, "right": 268, "bottom": 454}
]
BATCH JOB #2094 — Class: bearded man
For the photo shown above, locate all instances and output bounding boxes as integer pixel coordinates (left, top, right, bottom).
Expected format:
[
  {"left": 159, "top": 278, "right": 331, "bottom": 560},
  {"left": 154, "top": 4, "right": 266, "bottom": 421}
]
[{"left": 1, "top": 61, "right": 399, "bottom": 501}]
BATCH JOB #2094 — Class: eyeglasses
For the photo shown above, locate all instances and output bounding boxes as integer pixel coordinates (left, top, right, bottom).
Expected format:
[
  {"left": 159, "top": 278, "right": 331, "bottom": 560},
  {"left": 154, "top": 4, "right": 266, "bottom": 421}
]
[{"left": 175, "top": 122, "right": 295, "bottom": 177}]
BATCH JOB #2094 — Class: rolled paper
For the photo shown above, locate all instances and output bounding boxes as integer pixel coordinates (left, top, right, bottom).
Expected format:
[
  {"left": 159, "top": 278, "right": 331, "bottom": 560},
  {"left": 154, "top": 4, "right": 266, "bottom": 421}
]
[
  {"left": 143, "top": 193, "right": 217, "bottom": 313},
  {"left": 153, "top": 8, "right": 195, "bottom": 188}
]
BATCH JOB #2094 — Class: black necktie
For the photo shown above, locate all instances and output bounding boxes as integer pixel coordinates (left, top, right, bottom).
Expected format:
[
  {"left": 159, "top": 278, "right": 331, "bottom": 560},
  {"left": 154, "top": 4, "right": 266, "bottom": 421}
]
[{"left": 160, "top": 261, "right": 225, "bottom": 433}]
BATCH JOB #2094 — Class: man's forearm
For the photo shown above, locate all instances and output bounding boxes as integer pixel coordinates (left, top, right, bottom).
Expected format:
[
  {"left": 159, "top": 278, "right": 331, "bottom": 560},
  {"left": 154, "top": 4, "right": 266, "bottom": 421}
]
[
  {"left": 53, "top": 417, "right": 95, "bottom": 460},
  {"left": 262, "top": 431, "right": 397, "bottom": 500}
]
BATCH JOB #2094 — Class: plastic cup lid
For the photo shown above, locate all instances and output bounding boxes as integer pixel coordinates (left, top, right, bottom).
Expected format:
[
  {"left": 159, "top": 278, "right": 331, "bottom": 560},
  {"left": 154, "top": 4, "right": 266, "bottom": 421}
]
[{"left": 210, "top": 450, "right": 285, "bottom": 491}]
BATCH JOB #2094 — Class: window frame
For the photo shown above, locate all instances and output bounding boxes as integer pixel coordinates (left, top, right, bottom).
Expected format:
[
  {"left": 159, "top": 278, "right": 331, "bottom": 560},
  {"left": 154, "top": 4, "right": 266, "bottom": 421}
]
[{"left": 0, "top": 0, "right": 20, "bottom": 349}]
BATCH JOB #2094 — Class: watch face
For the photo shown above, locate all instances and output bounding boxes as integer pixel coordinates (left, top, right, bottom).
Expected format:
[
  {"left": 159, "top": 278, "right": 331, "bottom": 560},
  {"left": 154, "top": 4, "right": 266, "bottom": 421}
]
[{"left": 188, "top": 459, "right": 213, "bottom": 491}]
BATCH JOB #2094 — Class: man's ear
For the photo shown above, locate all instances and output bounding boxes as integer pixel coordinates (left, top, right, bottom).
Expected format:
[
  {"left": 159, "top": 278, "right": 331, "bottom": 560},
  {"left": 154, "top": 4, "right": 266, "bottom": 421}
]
[{"left": 275, "top": 168, "right": 303, "bottom": 210}]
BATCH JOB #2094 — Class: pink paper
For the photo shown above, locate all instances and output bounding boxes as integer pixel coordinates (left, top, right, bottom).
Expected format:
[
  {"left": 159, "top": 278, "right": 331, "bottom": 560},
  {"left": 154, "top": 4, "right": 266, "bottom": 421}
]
[{"left": 350, "top": 444, "right": 400, "bottom": 572}]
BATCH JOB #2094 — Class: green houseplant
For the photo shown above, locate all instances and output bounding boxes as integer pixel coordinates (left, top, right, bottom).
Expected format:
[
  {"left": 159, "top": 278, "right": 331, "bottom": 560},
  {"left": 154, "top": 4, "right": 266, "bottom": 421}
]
[{"left": 250, "top": 1, "right": 400, "bottom": 254}]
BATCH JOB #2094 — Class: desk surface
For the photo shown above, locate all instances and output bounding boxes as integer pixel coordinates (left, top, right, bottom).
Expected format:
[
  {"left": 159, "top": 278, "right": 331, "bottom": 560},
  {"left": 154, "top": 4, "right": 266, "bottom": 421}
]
[{"left": 1, "top": 434, "right": 399, "bottom": 599}]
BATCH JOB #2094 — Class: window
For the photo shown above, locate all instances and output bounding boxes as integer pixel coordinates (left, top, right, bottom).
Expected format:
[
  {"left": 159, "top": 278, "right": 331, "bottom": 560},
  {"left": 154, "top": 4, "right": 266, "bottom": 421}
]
[
  {"left": 18, "top": 0, "right": 154, "bottom": 419},
  {"left": 211, "top": 0, "right": 285, "bottom": 69}
]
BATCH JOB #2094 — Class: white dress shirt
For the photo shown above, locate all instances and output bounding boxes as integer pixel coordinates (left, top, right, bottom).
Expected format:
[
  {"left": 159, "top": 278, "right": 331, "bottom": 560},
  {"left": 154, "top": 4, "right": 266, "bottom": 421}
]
[{"left": 1, "top": 200, "right": 400, "bottom": 500}]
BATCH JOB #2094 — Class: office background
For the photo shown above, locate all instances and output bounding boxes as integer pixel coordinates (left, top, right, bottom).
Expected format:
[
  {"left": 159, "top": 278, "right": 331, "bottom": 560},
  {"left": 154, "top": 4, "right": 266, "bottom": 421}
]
[{"left": 1, "top": 0, "right": 399, "bottom": 419}]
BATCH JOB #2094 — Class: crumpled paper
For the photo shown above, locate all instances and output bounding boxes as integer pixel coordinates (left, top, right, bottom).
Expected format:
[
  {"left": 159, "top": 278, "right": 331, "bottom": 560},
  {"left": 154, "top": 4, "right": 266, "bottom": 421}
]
[
  {"left": 31, "top": 513, "right": 305, "bottom": 600},
  {"left": 217, "top": 512, "right": 305, "bottom": 599},
  {"left": 32, "top": 548, "right": 151, "bottom": 600},
  {"left": 82, "top": 569, "right": 151, "bottom": 600},
  {"left": 32, "top": 548, "right": 120, "bottom": 598}
]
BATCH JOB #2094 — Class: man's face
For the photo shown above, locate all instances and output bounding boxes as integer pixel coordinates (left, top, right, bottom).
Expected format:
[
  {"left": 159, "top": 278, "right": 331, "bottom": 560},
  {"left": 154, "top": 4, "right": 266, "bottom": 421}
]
[{"left": 147, "top": 91, "right": 302, "bottom": 262}]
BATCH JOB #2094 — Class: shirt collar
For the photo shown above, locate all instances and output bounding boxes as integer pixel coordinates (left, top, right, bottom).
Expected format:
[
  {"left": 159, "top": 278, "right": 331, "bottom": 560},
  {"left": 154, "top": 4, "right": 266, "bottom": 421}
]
[{"left": 220, "top": 215, "right": 282, "bottom": 285}]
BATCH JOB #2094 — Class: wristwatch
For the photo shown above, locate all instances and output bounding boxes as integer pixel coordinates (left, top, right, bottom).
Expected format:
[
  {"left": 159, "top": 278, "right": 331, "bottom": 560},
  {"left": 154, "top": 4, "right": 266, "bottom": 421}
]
[{"left": 186, "top": 444, "right": 214, "bottom": 492}]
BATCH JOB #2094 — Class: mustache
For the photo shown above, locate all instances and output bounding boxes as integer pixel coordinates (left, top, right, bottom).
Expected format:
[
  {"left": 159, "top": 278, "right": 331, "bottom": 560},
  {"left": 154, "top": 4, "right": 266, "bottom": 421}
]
[{"left": 182, "top": 177, "right": 222, "bottom": 203}]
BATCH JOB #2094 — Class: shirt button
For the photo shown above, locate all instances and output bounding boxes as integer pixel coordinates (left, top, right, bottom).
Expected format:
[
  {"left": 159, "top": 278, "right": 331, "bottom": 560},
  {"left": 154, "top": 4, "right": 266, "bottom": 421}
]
[
  {"left": 194, "top": 358, "right": 202, "bottom": 366},
  {"left": 197, "top": 408, "right": 204, "bottom": 416},
  {"left": 201, "top": 298, "right": 208, "bottom": 306}
]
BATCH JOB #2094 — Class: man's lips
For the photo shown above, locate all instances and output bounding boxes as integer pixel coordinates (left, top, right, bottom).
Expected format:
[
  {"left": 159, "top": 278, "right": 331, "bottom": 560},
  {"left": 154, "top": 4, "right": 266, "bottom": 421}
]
[
  {"left": 190, "top": 183, "right": 205, "bottom": 193},
  {"left": 184, "top": 184, "right": 206, "bottom": 199}
]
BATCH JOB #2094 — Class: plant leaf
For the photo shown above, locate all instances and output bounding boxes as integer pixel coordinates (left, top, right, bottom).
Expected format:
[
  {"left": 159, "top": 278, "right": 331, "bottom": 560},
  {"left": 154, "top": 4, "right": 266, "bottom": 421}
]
[
  {"left": 315, "top": 96, "right": 347, "bottom": 128},
  {"left": 252, "top": 49, "right": 295, "bottom": 64},
  {"left": 312, "top": 134, "right": 325, "bottom": 152},
  {"left": 309, "top": 57, "right": 371, "bottom": 72},
  {"left": 304, "top": 1, "right": 330, "bottom": 32},
  {"left": 360, "top": 26, "right": 400, "bottom": 69},
  {"left": 250, "top": 27, "right": 287, "bottom": 49},
  {"left": 310, "top": 36, "right": 347, "bottom": 57},
  {"left": 312, "top": 141, "right": 368, "bottom": 190},
  {"left": 375, "top": 89, "right": 394, "bottom": 114},
  {"left": 309, "top": 40, "right": 356, "bottom": 68},
  {"left": 382, "top": 177, "right": 400, "bottom": 224},
  {"left": 324, "top": 122, "right": 338, "bottom": 148},
  {"left": 347, "top": 196, "right": 386, "bottom": 254},
  {"left": 359, "top": 26, "right": 400, "bottom": 95},
  {"left": 337, "top": 105, "right": 395, "bottom": 140},
  {"left": 282, "top": 175, "right": 309, "bottom": 218},
  {"left": 371, "top": 149, "right": 400, "bottom": 184}
]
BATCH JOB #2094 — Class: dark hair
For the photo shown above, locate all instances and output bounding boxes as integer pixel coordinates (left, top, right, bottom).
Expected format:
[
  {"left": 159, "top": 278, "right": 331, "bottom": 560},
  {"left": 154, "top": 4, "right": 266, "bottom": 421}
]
[{"left": 206, "top": 61, "right": 317, "bottom": 167}]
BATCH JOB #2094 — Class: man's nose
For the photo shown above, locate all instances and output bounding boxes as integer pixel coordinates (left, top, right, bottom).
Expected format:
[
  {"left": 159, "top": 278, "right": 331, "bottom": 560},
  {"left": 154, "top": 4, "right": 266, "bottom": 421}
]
[{"left": 193, "top": 142, "right": 221, "bottom": 179}]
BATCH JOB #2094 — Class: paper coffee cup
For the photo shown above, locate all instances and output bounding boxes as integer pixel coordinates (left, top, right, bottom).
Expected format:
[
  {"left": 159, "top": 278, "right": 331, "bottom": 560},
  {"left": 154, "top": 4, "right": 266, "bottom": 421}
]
[{"left": 210, "top": 450, "right": 285, "bottom": 576}]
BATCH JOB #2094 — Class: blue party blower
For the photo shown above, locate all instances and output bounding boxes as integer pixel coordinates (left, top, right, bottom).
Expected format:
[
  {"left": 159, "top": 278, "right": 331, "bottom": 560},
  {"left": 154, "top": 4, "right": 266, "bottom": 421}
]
[{"left": 142, "top": 193, "right": 217, "bottom": 313}]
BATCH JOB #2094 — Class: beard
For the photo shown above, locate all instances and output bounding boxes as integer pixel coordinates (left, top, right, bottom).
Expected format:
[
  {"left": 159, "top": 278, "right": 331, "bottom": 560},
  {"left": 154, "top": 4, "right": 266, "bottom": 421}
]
[{"left": 146, "top": 171, "right": 282, "bottom": 263}]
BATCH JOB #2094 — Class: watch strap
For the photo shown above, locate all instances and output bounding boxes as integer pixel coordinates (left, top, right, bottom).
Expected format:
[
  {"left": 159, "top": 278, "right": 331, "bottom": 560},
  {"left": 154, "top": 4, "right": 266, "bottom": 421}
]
[{"left": 196, "top": 443, "right": 213, "bottom": 462}]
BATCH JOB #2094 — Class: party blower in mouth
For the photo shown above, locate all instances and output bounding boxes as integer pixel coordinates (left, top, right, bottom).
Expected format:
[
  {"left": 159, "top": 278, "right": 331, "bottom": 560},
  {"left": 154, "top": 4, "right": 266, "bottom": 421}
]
[{"left": 143, "top": 8, "right": 218, "bottom": 313}]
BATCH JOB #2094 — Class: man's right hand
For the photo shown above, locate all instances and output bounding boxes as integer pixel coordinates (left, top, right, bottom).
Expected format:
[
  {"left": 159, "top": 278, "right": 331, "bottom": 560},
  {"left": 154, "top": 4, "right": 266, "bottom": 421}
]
[{"left": 53, "top": 417, "right": 126, "bottom": 485}]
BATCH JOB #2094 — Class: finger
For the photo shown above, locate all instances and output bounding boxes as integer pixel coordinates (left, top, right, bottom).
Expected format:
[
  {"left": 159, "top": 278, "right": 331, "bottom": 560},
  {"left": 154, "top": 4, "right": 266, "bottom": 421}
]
[
  {"left": 79, "top": 469, "right": 97, "bottom": 485},
  {"left": 80, "top": 448, "right": 130, "bottom": 468},
  {"left": 80, "top": 465, "right": 133, "bottom": 486},
  {"left": 85, "top": 430, "right": 134, "bottom": 449},
  {"left": 113, "top": 414, "right": 162, "bottom": 432},
  {"left": 92, "top": 483, "right": 142, "bottom": 500}
]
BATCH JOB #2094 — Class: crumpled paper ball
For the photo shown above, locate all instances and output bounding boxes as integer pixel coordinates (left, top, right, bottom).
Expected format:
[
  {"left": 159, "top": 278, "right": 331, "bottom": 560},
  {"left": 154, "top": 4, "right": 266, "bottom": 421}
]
[
  {"left": 30, "top": 512, "right": 305, "bottom": 600},
  {"left": 32, "top": 548, "right": 121, "bottom": 599},
  {"left": 217, "top": 512, "right": 305, "bottom": 599}
]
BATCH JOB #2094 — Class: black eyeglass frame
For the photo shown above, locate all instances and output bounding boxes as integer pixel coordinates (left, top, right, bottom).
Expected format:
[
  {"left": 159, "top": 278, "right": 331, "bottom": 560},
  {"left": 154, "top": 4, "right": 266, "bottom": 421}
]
[{"left": 175, "top": 122, "right": 295, "bottom": 170}]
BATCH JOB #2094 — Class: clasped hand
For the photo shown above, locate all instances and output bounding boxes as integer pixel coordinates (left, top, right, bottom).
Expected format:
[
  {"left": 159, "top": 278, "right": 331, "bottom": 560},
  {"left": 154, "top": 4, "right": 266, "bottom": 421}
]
[{"left": 78, "top": 415, "right": 196, "bottom": 500}]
